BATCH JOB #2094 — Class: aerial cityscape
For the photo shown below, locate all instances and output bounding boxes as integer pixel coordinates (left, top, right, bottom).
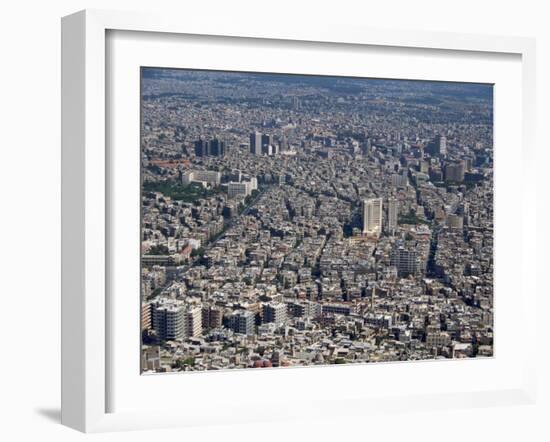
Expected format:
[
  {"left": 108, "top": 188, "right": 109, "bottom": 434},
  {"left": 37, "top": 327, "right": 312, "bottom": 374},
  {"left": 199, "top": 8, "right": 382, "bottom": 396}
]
[{"left": 140, "top": 68, "right": 494, "bottom": 373}]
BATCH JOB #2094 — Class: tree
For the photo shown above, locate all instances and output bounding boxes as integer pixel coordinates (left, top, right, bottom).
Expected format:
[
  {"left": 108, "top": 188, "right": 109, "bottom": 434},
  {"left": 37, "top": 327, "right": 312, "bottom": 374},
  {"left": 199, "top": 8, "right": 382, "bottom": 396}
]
[
  {"left": 146, "top": 244, "right": 169, "bottom": 255},
  {"left": 191, "top": 247, "right": 205, "bottom": 257},
  {"left": 175, "top": 357, "right": 195, "bottom": 369}
]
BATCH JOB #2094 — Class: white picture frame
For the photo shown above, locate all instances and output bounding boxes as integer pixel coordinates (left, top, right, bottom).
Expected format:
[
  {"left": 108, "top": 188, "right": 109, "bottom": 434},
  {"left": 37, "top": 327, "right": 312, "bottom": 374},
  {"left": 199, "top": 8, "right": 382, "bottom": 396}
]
[{"left": 61, "top": 9, "right": 537, "bottom": 433}]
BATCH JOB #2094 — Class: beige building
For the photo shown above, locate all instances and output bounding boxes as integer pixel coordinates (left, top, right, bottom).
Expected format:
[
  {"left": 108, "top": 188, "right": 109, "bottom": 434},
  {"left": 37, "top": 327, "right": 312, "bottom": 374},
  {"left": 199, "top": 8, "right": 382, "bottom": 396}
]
[{"left": 362, "top": 198, "right": 383, "bottom": 237}]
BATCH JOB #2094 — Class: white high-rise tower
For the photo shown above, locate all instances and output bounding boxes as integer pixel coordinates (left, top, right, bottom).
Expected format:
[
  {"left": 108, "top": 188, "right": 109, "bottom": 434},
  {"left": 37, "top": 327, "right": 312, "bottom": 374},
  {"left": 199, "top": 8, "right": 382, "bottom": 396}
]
[
  {"left": 436, "top": 134, "right": 447, "bottom": 155},
  {"left": 362, "top": 198, "right": 383, "bottom": 237}
]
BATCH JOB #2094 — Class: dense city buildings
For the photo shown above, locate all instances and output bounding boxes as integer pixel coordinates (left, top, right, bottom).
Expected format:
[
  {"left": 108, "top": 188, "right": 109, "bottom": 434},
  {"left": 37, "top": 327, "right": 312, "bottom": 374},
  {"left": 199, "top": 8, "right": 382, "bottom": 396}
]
[{"left": 140, "top": 68, "right": 494, "bottom": 373}]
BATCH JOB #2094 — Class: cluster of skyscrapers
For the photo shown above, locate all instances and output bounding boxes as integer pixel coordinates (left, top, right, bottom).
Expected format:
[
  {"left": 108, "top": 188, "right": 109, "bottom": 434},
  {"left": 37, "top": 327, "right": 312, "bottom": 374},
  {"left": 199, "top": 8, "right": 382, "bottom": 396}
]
[
  {"left": 249, "top": 131, "right": 285, "bottom": 156},
  {"left": 195, "top": 137, "right": 227, "bottom": 157}
]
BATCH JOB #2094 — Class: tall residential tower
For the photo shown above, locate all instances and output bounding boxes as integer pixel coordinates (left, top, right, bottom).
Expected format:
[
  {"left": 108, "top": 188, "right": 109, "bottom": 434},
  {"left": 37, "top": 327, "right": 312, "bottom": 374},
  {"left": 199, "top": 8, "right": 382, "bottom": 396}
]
[{"left": 362, "top": 198, "right": 383, "bottom": 237}]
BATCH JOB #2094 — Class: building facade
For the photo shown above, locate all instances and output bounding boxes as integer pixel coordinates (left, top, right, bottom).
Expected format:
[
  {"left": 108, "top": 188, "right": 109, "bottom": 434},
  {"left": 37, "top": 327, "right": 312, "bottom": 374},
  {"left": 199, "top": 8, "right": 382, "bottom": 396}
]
[
  {"left": 262, "top": 302, "right": 287, "bottom": 325},
  {"left": 227, "top": 310, "right": 255, "bottom": 335},
  {"left": 250, "top": 131, "right": 262, "bottom": 155},
  {"left": 387, "top": 198, "right": 398, "bottom": 233},
  {"left": 362, "top": 198, "right": 383, "bottom": 237}
]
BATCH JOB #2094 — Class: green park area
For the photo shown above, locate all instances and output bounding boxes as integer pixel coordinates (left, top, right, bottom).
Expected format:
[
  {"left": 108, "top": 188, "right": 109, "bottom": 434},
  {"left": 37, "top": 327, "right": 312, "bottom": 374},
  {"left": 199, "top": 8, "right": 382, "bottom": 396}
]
[
  {"left": 398, "top": 211, "right": 431, "bottom": 226},
  {"left": 142, "top": 180, "right": 220, "bottom": 203}
]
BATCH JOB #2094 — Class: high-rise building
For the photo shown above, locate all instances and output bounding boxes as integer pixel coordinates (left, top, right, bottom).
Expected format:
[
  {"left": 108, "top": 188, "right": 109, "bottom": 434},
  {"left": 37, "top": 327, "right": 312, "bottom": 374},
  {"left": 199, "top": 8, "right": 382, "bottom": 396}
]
[
  {"left": 390, "top": 243, "right": 421, "bottom": 277},
  {"left": 194, "top": 139, "right": 209, "bottom": 157},
  {"left": 243, "top": 176, "right": 257, "bottom": 191},
  {"left": 201, "top": 305, "right": 223, "bottom": 330},
  {"left": 288, "top": 301, "right": 322, "bottom": 318},
  {"left": 152, "top": 299, "right": 186, "bottom": 341},
  {"left": 364, "top": 137, "right": 372, "bottom": 154},
  {"left": 250, "top": 131, "right": 262, "bottom": 155},
  {"left": 209, "top": 138, "right": 226, "bottom": 157},
  {"left": 391, "top": 171, "right": 408, "bottom": 188},
  {"left": 445, "top": 162, "right": 465, "bottom": 182},
  {"left": 152, "top": 299, "right": 203, "bottom": 340},
  {"left": 227, "top": 310, "right": 255, "bottom": 335},
  {"left": 141, "top": 300, "right": 152, "bottom": 331},
  {"left": 387, "top": 198, "right": 398, "bottom": 234},
  {"left": 435, "top": 134, "right": 447, "bottom": 156},
  {"left": 185, "top": 306, "right": 202, "bottom": 338},
  {"left": 279, "top": 134, "right": 288, "bottom": 152},
  {"left": 362, "top": 198, "right": 383, "bottom": 237},
  {"left": 194, "top": 138, "right": 226, "bottom": 157},
  {"left": 261, "top": 134, "right": 272, "bottom": 154},
  {"left": 262, "top": 302, "right": 287, "bottom": 325}
]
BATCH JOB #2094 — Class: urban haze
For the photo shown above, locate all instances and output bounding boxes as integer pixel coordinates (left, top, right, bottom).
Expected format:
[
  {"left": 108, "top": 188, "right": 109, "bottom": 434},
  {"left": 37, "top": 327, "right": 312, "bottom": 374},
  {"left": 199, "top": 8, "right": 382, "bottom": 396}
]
[{"left": 140, "top": 68, "right": 493, "bottom": 373}]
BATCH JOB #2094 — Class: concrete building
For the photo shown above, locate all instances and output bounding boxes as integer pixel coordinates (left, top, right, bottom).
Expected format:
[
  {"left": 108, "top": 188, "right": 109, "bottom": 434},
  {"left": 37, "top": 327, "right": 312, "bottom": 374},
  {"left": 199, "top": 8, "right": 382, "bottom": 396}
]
[
  {"left": 202, "top": 305, "right": 223, "bottom": 330},
  {"left": 446, "top": 214, "right": 464, "bottom": 229},
  {"left": 228, "top": 181, "right": 250, "bottom": 199},
  {"left": 182, "top": 169, "right": 221, "bottom": 186},
  {"left": 227, "top": 310, "right": 255, "bottom": 335},
  {"left": 194, "top": 139, "right": 209, "bottom": 157},
  {"left": 288, "top": 301, "right": 322, "bottom": 318},
  {"left": 362, "top": 198, "right": 383, "bottom": 237},
  {"left": 391, "top": 171, "right": 408, "bottom": 188},
  {"left": 185, "top": 305, "right": 203, "bottom": 338},
  {"left": 426, "top": 331, "right": 451, "bottom": 347},
  {"left": 250, "top": 131, "right": 262, "bottom": 155},
  {"left": 141, "top": 300, "right": 152, "bottom": 331},
  {"left": 242, "top": 176, "right": 257, "bottom": 191},
  {"left": 435, "top": 134, "right": 447, "bottom": 155},
  {"left": 387, "top": 198, "right": 398, "bottom": 234},
  {"left": 262, "top": 302, "right": 287, "bottom": 325},
  {"left": 445, "top": 162, "right": 465, "bottom": 182},
  {"left": 209, "top": 138, "right": 226, "bottom": 157},
  {"left": 142, "top": 254, "right": 182, "bottom": 267},
  {"left": 261, "top": 133, "right": 272, "bottom": 154},
  {"left": 152, "top": 298, "right": 186, "bottom": 341},
  {"left": 141, "top": 346, "right": 161, "bottom": 371},
  {"left": 194, "top": 138, "right": 226, "bottom": 157},
  {"left": 322, "top": 303, "right": 354, "bottom": 316},
  {"left": 390, "top": 244, "right": 420, "bottom": 277},
  {"left": 152, "top": 299, "right": 202, "bottom": 340}
]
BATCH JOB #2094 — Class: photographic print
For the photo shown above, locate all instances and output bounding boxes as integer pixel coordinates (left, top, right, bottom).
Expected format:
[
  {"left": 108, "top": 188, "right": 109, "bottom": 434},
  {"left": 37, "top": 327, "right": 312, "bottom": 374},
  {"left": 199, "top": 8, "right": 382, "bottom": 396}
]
[{"left": 140, "top": 68, "right": 493, "bottom": 373}]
